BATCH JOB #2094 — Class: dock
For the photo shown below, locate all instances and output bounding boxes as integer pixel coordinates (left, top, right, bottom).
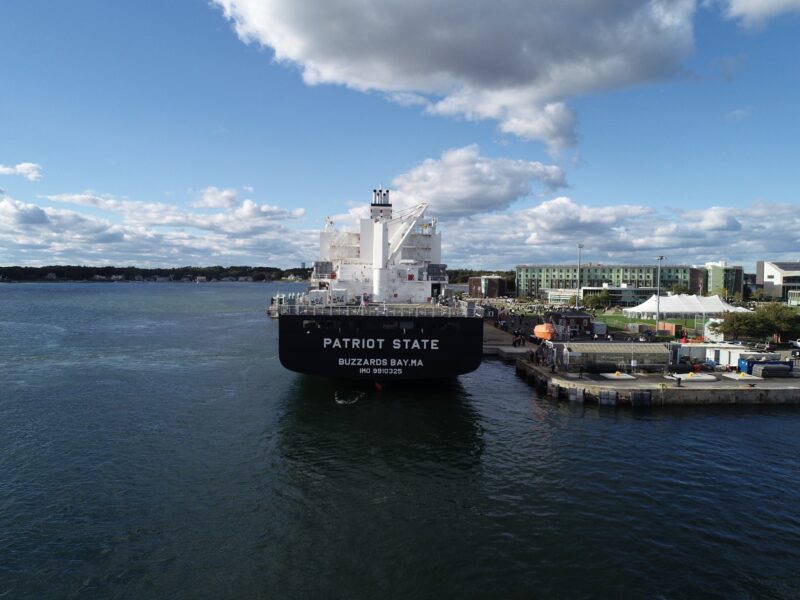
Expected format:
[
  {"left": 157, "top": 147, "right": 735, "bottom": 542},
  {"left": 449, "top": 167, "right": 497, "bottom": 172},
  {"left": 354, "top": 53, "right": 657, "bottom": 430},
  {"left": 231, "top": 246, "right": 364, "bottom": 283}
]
[
  {"left": 483, "top": 322, "right": 531, "bottom": 361},
  {"left": 482, "top": 323, "right": 800, "bottom": 406},
  {"left": 514, "top": 359, "right": 800, "bottom": 406}
]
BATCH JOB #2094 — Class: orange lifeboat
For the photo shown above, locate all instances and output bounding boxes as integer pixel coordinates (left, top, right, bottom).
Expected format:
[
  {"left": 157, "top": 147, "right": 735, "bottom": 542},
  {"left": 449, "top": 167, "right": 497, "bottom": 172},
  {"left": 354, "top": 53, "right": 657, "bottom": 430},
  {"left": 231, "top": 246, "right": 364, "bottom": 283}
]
[{"left": 533, "top": 323, "right": 556, "bottom": 340}]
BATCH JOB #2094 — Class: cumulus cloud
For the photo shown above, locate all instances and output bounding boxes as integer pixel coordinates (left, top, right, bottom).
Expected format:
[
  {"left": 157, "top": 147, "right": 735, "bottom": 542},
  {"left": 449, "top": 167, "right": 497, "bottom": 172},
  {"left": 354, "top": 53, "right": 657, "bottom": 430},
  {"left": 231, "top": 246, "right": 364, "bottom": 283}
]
[
  {"left": 0, "top": 162, "right": 43, "bottom": 181},
  {"left": 0, "top": 192, "right": 315, "bottom": 267},
  {"left": 3, "top": 187, "right": 798, "bottom": 270},
  {"left": 192, "top": 186, "right": 239, "bottom": 208},
  {"left": 212, "top": 0, "right": 696, "bottom": 151},
  {"left": 317, "top": 148, "right": 795, "bottom": 271},
  {"left": 440, "top": 198, "right": 799, "bottom": 269},
  {"left": 723, "top": 0, "right": 800, "bottom": 25},
  {"left": 315, "top": 146, "right": 797, "bottom": 270},
  {"left": 685, "top": 207, "right": 743, "bottom": 231},
  {"left": 44, "top": 191, "right": 304, "bottom": 237},
  {"left": 0, "top": 197, "right": 50, "bottom": 225},
  {"left": 390, "top": 144, "right": 565, "bottom": 218}
]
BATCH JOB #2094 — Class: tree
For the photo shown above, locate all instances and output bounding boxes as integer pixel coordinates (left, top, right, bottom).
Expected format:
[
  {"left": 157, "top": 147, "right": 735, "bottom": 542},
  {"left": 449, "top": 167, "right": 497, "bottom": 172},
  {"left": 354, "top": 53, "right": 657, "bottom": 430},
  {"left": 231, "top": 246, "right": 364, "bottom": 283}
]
[
  {"left": 709, "top": 312, "right": 757, "bottom": 339},
  {"left": 712, "top": 304, "right": 800, "bottom": 341},
  {"left": 671, "top": 284, "right": 689, "bottom": 295},
  {"left": 754, "top": 303, "right": 800, "bottom": 341},
  {"left": 584, "top": 290, "right": 610, "bottom": 309}
]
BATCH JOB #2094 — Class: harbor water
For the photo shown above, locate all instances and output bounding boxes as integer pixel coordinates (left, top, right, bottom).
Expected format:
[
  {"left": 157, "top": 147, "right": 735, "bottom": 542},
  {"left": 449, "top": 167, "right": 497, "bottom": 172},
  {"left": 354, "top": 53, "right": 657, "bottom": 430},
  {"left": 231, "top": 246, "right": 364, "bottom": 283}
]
[{"left": 2, "top": 283, "right": 799, "bottom": 599}]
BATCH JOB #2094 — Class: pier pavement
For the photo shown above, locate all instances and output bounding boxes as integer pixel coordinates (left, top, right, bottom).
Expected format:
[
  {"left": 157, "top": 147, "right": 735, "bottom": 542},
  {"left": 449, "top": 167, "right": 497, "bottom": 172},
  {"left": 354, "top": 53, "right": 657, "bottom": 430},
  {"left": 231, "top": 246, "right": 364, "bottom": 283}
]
[
  {"left": 482, "top": 322, "right": 531, "bottom": 361},
  {"left": 481, "top": 321, "right": 800, "bottom": 405},
  {"left": 515, "top": 360, "right": 800, "bottom": 406}
]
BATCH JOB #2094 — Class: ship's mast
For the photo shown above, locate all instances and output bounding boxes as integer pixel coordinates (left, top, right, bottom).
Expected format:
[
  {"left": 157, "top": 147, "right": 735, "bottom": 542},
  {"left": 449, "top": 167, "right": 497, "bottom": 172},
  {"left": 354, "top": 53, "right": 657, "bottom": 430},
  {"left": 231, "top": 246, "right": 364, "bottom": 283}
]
[
  {"left": 369, "top": 187, "right": 431, "bottom": 301},
  {"left": 371, "top": 187, "right": 391, "bottom": 299}
]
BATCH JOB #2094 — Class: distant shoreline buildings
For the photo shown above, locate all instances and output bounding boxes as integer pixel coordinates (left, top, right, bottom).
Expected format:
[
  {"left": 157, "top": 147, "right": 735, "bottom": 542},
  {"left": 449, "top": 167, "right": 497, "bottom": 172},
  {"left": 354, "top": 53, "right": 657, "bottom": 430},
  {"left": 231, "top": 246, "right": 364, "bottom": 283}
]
[
  {"left": 511, "top": 260, "right": 788, "bottom": 306},
  {"left": 3, "top": 259, "right": 798, "bottom": 308},
  {"left": 0, "top": 265, "right": 312, "bottom": 284}
]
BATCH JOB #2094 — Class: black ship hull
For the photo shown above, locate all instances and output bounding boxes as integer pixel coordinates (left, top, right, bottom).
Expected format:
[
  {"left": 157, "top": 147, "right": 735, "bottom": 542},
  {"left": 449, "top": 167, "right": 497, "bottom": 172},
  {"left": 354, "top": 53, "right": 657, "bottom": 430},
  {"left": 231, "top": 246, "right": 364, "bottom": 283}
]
[{"left": 279, "top": 314, "right": 483, "bottom": 380}]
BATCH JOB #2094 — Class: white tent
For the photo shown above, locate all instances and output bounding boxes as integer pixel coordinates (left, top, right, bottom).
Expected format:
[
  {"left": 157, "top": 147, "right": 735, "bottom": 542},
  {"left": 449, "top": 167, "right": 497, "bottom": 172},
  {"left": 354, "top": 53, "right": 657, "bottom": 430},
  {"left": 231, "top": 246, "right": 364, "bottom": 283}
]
[{"left": 623, "top": 294, "right": 750, "bottom": 318}]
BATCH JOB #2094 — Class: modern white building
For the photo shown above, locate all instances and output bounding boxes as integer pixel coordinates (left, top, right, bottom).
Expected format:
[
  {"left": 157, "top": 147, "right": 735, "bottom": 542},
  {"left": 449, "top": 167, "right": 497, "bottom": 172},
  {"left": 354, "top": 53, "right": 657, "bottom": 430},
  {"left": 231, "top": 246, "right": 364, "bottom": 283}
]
[
  {"left": 756, "top": 261, "right": 800, "bottom": 301},
  {"left": 789, "top": 290, "right": 800, "bottom": 307}
]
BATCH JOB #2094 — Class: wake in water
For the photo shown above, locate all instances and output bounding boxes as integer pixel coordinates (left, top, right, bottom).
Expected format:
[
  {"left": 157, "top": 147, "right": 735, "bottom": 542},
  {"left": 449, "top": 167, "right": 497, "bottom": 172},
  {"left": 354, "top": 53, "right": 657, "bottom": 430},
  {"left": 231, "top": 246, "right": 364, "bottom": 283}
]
[{"left": 334, "top": 390, "right": 365, "bottom": 405}]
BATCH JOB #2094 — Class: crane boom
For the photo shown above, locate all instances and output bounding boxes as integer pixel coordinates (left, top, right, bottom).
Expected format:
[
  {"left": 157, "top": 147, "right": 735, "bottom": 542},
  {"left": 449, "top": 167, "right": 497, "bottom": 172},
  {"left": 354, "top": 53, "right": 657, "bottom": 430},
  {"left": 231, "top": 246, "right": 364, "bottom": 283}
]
[{"left": 386, "top": 203, "right": 428, "bottom": 265}]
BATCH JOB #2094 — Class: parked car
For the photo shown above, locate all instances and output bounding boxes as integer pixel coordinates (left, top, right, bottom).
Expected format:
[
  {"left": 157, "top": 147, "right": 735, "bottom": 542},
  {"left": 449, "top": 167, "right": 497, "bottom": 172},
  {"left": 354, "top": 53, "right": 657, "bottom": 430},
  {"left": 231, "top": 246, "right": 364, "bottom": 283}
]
[{"left": 790, "top": 339, "right": 800, "bottom": 349}]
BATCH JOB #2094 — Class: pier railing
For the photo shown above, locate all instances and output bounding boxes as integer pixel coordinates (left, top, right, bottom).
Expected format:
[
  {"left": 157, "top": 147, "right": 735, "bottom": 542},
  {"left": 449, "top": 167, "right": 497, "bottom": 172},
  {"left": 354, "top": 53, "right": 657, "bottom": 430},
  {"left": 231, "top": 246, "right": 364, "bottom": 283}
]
[{"left": 278, "top": 302, "right": 483, "bottom": 319}]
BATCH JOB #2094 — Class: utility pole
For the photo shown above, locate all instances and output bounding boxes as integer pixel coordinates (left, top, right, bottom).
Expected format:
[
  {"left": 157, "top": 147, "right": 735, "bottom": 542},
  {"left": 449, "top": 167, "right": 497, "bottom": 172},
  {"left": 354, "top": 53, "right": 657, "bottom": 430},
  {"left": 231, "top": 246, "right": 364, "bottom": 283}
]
[
  {"left": 576, "top": 243, "right": 584, "bottom": 309},
  {"left": 655, "top": 255, "right": 666, "bottom": 337}
]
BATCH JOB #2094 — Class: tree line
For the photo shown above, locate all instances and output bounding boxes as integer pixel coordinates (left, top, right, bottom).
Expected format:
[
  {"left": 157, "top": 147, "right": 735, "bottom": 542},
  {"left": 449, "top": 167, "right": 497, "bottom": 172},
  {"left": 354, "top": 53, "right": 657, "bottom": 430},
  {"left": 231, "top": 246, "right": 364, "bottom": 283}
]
[
  {"left": 0, "top": 265, "right": 516, "bottom": 285},
  {"left": 0, "top": 265, "right": 312, "bottom": 282},
  {"left": 711, "top": 304, "right": 800, "bottom": 342}
]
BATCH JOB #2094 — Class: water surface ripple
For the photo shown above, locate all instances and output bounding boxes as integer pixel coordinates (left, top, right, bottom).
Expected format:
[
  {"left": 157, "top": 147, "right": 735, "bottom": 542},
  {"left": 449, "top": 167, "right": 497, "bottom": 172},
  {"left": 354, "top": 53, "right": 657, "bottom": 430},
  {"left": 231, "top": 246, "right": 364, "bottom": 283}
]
[{"left": 1, "top": 283, "right": 798, "bottom": 599}]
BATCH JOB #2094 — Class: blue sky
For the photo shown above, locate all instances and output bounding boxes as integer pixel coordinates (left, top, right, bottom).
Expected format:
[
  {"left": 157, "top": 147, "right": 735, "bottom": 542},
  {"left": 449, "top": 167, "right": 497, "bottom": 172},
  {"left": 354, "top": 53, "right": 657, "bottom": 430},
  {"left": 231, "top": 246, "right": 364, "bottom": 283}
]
[{"left": 1, "top": 0, "right": 798, "bottom": 271}]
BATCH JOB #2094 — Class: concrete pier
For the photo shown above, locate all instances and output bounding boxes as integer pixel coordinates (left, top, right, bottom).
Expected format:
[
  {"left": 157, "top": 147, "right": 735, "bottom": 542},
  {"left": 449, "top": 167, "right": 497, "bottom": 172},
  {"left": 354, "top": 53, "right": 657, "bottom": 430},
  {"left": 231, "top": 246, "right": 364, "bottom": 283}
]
[
  {"left": 483, "top": 322, "right": 531, "bottom": 361},
  {"left": 514, "top": 359, "right": 800, "bottom": 406},
  {"left": 481, "top": 321, "right": 800, "bottom": 405}
]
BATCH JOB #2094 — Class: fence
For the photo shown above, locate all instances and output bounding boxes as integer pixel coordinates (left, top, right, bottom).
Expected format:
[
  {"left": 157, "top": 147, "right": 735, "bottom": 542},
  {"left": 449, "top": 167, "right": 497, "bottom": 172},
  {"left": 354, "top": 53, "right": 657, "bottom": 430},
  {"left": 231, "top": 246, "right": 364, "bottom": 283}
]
[{"left": 279, "top": 302, "right": 483, "bottom": 319}]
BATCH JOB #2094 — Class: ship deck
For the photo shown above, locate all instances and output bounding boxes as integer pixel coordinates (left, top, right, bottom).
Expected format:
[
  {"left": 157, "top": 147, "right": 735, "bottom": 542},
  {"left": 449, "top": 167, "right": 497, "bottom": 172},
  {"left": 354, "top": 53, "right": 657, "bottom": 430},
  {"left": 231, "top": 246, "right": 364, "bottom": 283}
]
[{"left": 278, "top": 303, "right": 482, "bottom": 318}]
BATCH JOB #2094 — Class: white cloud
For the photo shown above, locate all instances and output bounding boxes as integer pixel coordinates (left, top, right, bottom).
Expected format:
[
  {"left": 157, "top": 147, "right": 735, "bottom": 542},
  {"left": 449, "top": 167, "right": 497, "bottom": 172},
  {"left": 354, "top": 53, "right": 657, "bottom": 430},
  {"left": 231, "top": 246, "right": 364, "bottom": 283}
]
[
  {"left": 684, "top": 206, "right": 743, "bottom": 231},
  {"left": 192, "top": 186, "right": 239, "bottom": 208},
  {"left": 391, "top": 144, "right": 565, "bottom": 218},
  {"left": 3, "top": 188, "right": 798, "bottom": 271},
  {"left": 311, "top": 147, "right": 798, "bottom": 270},
  {"left": 0, "top": 193, "right": 315, "bottom": 267},
  {"left": 0, "top": 162, "right": 43, "bottom": 181},
  {"left": 0, "top": 197, "right": 50, "bottom": 225},
  {"left": 438, "top": 198, "right": 798, "bottom": 270},
  {"left": 723, "top": 0, "right": 800, "bottom": 25},
  {"left": 725, "top": 108, "right": 749, "bottom": 121},
  {"left": 44, "top": 191, "right": 305, "bottom": 237},
  {"left": 212, "top": 0, "right": 696, "bottom": 151}
]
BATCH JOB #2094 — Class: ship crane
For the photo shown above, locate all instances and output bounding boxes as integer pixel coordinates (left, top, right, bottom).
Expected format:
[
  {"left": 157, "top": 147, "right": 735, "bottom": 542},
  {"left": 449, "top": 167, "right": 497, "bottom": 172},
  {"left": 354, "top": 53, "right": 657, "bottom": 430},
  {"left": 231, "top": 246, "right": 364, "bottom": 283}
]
[{"left": 386, "top": 202, "right": 428, "bottom": 266}]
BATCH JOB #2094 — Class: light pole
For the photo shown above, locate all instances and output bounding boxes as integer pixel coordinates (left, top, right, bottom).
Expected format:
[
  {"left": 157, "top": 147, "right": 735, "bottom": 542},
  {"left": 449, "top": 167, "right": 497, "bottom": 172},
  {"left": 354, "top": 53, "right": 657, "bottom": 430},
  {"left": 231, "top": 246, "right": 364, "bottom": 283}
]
[
  {"left": 576, "top": 243, "right": 584, "bottom": 309},
  {"left": 655, "top": 255, "right": 666, "bottom": 337}
]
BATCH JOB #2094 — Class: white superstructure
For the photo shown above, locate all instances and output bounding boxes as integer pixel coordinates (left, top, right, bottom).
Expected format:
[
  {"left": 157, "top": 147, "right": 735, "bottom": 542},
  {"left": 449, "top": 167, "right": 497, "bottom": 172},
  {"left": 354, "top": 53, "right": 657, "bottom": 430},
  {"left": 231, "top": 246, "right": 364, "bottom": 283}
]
[{"left": 312, "top": 188, "right": 447, "bottom": 304}]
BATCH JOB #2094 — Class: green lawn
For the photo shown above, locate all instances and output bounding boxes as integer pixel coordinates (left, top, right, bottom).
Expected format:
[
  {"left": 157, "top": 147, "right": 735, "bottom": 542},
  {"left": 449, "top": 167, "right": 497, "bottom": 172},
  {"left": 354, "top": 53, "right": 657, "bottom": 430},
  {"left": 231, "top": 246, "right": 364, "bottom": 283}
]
[{"left": 592, "top": 313, "right": 703, "bottom": 333}]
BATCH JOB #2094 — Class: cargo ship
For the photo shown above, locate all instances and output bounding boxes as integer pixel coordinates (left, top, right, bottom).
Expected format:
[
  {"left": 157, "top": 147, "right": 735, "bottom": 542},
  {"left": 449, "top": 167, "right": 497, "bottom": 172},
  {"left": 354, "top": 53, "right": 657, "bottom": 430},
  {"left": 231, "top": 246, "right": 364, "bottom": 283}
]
[{"left": 275, "top": 188, "right": 483, "bottom": 380}]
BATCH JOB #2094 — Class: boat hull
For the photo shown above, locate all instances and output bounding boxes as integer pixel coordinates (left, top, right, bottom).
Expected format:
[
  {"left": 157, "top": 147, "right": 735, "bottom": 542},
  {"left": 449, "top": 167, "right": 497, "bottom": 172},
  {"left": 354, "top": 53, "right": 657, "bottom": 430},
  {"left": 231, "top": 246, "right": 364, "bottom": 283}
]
[{"left": 278, "top": 314, "right": 483, "bottom": 380}]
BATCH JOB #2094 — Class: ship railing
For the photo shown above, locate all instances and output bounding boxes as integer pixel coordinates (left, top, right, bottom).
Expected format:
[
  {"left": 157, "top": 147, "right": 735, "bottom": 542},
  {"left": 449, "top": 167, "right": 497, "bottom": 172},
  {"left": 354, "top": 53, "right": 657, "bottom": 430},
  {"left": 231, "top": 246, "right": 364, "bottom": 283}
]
[{"left": 278, "top": 302, "right": 482, "bottom": 318}]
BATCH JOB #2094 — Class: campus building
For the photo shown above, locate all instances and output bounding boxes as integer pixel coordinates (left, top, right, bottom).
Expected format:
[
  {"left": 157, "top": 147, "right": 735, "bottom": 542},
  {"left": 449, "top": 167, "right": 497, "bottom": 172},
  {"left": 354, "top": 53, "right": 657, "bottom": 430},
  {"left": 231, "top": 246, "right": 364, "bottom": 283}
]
[
  {"left": 703, "top": 261, "right": 744, "bottom": 297},
  {"left": 515, "top": 264, "right": 702, "bottom": 300},
  {"left": 757, "top": 261, "right": 800, "bottom": 302},
  {"left": 468, "top": 275, "right": 507, "bottom": 298}
]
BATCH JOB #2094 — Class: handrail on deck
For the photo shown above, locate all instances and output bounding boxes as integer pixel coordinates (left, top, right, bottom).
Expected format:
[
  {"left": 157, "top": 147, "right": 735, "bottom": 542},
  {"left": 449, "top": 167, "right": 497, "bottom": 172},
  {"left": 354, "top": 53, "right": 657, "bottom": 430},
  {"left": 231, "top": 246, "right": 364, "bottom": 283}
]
[{"left": 278, "top": 302, "right": 483, "bottom": 318}]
